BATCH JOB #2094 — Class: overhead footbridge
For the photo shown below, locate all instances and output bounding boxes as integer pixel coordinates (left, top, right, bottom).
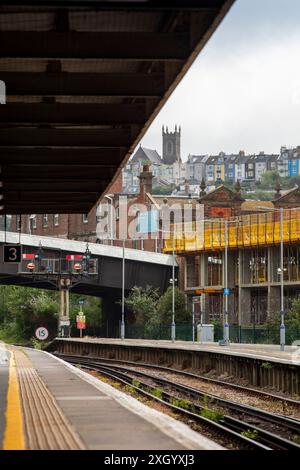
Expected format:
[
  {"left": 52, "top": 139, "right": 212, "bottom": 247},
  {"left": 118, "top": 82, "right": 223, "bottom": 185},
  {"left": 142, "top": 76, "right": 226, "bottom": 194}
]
[
  {"left": 0, "top": 231, "right": 175, "bottom": 296},
  {"left": 0, "top": 0, "right": 234, "bottom": 215}
]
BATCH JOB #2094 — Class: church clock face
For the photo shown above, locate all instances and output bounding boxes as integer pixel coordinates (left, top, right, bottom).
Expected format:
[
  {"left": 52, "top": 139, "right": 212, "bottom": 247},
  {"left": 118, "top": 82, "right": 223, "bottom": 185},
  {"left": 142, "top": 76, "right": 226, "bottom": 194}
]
[{"left": 167, "top": 141, "right": 174, "bottom": 155}]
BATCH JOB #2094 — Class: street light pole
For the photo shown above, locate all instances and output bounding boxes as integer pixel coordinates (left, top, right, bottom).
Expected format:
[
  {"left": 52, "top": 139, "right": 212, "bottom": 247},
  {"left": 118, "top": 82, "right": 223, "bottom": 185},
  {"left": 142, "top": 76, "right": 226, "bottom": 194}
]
[
  {"left": 106, "top": 195, "right": 114, "bottom": 245},
  {"left": 223, "top": 219, "right": 230, "bottom": 345},
  {"left": 280, "top": 207, "right": 285, "bottom": 351},
  {"left": 171, "top": 229, "right": 176, "bottom": 343},
  {"left": 121, "top": 238, "right": 125, "bottom": 340},
  {"left": 192, "top": 299, "right": 195, "bottom": 343}
]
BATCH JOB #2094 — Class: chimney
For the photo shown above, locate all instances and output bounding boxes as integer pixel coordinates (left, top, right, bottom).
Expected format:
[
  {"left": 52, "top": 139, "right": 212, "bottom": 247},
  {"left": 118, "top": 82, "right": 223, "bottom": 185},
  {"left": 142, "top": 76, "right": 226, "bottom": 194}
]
[
  {"left": 184, "top": 179, "right": 190, "bottom": 195},
  {"left": 274, "top": 180, "right": 282, "bottom": 199},
  {"left": 139, "top": 164, "right": 153, "bottom": 196}
]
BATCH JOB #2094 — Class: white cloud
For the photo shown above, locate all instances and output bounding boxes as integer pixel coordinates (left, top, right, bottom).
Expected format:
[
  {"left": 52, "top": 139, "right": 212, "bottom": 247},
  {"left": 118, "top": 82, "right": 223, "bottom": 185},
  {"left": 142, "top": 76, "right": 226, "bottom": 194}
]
[{"left": 140, "top": 5, "right": 300, "bottom": 160}]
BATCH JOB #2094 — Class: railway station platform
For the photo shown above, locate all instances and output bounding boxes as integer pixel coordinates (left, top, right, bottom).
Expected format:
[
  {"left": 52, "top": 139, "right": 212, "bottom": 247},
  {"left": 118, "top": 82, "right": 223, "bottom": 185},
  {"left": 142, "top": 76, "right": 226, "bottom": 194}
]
[
  {"left": 53, "top": 338, "right": 300, "bottom": 364},
  {"left": 50, "top": 338, "right": 300, "bottom": 397},
  {"left": 0, "top": 343, "right": 221, "bottom": 451}
]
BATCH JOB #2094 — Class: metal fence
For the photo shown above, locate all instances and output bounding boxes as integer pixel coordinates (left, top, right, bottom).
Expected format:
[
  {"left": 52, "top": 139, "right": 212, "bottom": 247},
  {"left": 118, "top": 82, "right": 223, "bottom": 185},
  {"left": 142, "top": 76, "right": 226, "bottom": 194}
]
[
  {"left": 122, "top": 323, "right": 300, "bottom": 345},
  {"left": 68, "top": 322, "right": 300, "bottom": 345}
]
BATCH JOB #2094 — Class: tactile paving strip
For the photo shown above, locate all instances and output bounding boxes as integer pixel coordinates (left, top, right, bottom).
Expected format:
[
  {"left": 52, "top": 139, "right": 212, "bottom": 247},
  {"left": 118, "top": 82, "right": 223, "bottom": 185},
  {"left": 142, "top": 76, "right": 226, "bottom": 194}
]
[{"left": 12, "top": 348, "right": 85, "bottom": 450}]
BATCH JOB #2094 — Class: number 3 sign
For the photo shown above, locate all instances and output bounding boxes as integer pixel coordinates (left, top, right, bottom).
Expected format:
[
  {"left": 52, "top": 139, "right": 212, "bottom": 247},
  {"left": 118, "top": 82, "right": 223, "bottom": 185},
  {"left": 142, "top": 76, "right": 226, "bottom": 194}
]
[{"left": 3, "top": 245, "right": 22, "bottom": 263}]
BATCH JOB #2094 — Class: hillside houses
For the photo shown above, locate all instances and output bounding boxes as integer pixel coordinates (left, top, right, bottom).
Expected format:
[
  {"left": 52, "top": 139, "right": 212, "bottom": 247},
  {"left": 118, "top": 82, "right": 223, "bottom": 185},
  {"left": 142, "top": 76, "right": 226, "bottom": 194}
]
[
  {"left": 123, "top": 126, "right": 300, "bottom": 194},
  {"left": 186, "top": 150, "right": 280, "bottom": 185}
]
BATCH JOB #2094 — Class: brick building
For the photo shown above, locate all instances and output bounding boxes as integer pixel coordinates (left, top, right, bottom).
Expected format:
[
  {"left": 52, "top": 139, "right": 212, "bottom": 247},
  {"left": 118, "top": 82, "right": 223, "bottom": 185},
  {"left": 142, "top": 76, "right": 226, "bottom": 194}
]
[
  {"left": 10, "top": 171, "right": 123, "bottom": 243},
  {"left": 9, "top": 165, "right": 200, "bottom": 254},
  {"left": 166, "top": 184, "right": 300, "bottom": 326}
]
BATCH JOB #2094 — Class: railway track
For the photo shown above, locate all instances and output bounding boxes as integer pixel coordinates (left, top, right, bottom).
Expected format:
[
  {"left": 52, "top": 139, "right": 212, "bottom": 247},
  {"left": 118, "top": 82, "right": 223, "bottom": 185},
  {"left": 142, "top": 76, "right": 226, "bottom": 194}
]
[
  {"left": 57, "top": 354, "right": 300, "bottom": 408},
  {"left": 59, "top": 354, "right": 300, "bottom": 451}
]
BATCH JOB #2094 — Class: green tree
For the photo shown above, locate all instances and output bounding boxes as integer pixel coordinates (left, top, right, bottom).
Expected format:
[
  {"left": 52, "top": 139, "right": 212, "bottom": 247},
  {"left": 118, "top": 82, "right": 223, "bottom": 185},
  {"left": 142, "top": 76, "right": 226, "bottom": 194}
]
[
  {"left": 286, "top": 297, "right": 300, "bottom": 329},
  {"left": 157, "top": 286, "right": 190, "bottom": 324},
  {"left": 69, "top": 294, "right": 103, "bottom": 328},
  {"left": 259, "top": 170, "right": 280, "bottom": 189},
  {"left": 288, "top": 176, "right": 300, "bottom": 188},
  {"left": 0, "top": 285, "right": 104, "bottom": 342},
  {"left": 152, "top": 184, "right": 176, "bottom": 195},
  {"left": 245, "top": 190, "right": 273, "bottom": 201},
  {"left": 123, "top": 286, "right": 160, "bottom": 324},
  {"left": 0, "top": 286, "right": 58, "bottom": 342}
]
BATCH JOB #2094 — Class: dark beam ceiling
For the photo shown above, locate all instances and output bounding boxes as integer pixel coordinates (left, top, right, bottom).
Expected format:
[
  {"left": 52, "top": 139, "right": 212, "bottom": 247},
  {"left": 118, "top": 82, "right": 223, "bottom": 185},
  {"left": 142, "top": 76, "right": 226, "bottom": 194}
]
[{"left": 0, "top": 0, "right": 235, "bottom": 214}]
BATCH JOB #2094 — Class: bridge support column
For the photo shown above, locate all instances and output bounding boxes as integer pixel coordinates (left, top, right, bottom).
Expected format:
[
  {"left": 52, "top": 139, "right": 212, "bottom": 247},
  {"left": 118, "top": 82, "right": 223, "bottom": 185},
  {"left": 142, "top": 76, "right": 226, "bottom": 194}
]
[
  {"left": 58, "top": 278, "right": 71, "bottom": 338},
  {"left": 102, "top": 294, "right": 122, "bottom": 338}
]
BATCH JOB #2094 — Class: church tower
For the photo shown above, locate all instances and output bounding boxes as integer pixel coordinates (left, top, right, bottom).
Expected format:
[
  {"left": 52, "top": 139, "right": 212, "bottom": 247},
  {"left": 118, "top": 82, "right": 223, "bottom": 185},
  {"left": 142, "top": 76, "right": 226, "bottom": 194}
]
[{"left": 162, "top": 125, "right": 181, "bottom": 164}]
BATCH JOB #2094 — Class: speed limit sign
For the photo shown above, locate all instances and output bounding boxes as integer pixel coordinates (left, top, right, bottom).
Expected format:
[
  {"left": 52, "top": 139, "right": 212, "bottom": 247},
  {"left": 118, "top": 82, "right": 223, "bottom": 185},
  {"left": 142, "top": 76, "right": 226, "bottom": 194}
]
[{"left": 35, "top": 327, "right": 49, "bottom": 341}]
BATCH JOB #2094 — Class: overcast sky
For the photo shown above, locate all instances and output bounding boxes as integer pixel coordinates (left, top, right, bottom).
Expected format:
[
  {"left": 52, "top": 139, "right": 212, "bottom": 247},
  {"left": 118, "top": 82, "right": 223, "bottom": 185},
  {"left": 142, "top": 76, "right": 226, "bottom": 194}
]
[{"left": 139, "top": 0, "right": 300, "bottom": 161}]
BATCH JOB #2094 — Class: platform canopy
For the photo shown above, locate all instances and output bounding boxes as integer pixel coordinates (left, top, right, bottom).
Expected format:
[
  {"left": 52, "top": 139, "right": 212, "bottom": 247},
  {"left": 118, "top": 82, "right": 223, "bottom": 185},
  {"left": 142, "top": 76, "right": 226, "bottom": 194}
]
[{"left": 0, "top": 0, "right": 234, "bottom": 214}]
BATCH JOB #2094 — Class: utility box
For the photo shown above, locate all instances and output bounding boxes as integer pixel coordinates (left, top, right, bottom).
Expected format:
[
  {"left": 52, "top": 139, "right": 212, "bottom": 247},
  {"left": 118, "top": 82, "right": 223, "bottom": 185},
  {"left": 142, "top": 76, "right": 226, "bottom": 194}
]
[{"left": 197, "top": 324, "right": 214, "bottom": 342}]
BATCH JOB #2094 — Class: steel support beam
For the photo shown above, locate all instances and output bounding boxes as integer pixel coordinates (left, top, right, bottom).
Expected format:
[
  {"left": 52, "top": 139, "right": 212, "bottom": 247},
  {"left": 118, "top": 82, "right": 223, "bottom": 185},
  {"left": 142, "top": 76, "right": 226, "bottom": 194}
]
[
  {"left": 2, "top": 72, "right": 165, "bottom": 97},
  {"left": 0, "top": 128, "right": 133, "bottom": 147},
  {"left": 0, "top": 1, "right": 223, "bottom": 9},
  {"left": 2, "top": 181, "right": 108, "bottom": 192},
  {"left": 0, "top": 103, "right": 147, "bottom": 124},
  {"left": 0, "top": 32, "right": 189, "bottom": 60},
  {"left": 0, "top": 147, "right": 126, "bottom": 165},
  {"left": 1, "top": 165, "right": 117, "bottom": 179},
  {"left": 3, "top": 191, "right": 99, "bottom": 203}
]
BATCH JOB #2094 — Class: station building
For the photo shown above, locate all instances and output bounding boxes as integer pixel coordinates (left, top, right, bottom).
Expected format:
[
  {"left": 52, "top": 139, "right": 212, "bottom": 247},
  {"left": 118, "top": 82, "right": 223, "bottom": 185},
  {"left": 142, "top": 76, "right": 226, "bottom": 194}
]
[{"left": 164, "top": 184, "right": 300, "bottom": 326}]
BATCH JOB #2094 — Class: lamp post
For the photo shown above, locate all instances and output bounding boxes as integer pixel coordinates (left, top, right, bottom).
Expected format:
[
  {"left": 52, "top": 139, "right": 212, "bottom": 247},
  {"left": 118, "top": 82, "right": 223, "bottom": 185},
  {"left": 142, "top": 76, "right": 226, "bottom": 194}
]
[
  {"left": 223, "top": 219, "right": 230, "bottom": 345},
  {"left": 192, "top": 297, "right": 200, "bottom": 343},
  {"left": 279, "top": 207, "right": 285, "bottom": 351},
  {"left": 171, "top": 230, "right": 176, "bottom": 342},
  {"left": 121, "top": 238, "right": 125, "bottom": 340},
  {"left": 104, "top": 195, "right": 114, "bottom": 245}
]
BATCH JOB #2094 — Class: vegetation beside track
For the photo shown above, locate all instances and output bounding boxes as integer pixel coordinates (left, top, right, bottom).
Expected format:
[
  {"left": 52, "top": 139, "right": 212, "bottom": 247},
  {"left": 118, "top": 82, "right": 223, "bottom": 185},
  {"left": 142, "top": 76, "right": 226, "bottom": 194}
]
[{"left": 0, "top": 285, "right": 103, "bottom": 344}]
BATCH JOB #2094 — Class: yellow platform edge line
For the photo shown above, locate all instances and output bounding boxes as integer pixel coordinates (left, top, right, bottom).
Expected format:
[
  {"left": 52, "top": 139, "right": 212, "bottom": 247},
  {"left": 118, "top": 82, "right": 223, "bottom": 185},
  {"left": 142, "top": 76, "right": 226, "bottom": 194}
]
[{"left": 3, "top": 349, "right": 25, "bottom": 450}]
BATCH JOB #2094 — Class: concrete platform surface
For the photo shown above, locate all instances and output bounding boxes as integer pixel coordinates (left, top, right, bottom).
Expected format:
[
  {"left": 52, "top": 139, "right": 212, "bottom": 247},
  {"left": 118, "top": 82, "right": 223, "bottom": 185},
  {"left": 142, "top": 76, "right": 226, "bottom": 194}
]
[
  {"left": 0, "top": 344, "right": 9, "bottom": 448},
  {"left": 0, "top": 344, "right": 222, "bottom": 450},
  {"left": 59, "top": 337, "right": 300, "bottom": 365}
]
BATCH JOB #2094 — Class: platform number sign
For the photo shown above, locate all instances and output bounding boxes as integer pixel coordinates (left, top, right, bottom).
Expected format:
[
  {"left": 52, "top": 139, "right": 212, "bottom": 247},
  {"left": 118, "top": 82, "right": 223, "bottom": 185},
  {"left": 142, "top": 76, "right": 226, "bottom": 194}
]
[{"left": 3, "top": 244, "right": 22, "bottom": 263}]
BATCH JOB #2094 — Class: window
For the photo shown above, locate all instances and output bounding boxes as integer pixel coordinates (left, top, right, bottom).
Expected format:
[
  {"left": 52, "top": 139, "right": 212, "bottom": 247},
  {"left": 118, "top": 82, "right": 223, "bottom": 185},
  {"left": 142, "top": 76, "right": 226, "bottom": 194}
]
[
  {"left": 31, "top": 215, "right": 37, "bottom": 229},
  {"left": 249, "top": 249, "right": 268, "bottom": 284},
  {"left": 82, "top": 213, "right": 88, "bottom": 224},
  {"left": 43, "top": 214, "right": 48, "bottom": 228},
  {"left": 16, "top": 215, "right": 21, "bottom": 231},
  {"left": 186, "top": 256, "right": 200, "bottom": 288},
  {"left": 54, "top": 214, "right": 59, "bottom": 226},
  {"left": 207, "top": 254, "right": 223, "bottom": 286}
]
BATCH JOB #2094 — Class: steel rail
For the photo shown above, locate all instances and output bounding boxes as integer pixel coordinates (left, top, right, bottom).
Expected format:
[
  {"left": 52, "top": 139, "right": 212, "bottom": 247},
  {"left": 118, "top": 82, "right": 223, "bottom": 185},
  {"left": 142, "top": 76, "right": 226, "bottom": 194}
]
[
  {"left": 62, "top": 355, "right": 300, "bottom": 450},
  {"left": 57, "top": 354, "right": 300, "bottom": 411}
]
